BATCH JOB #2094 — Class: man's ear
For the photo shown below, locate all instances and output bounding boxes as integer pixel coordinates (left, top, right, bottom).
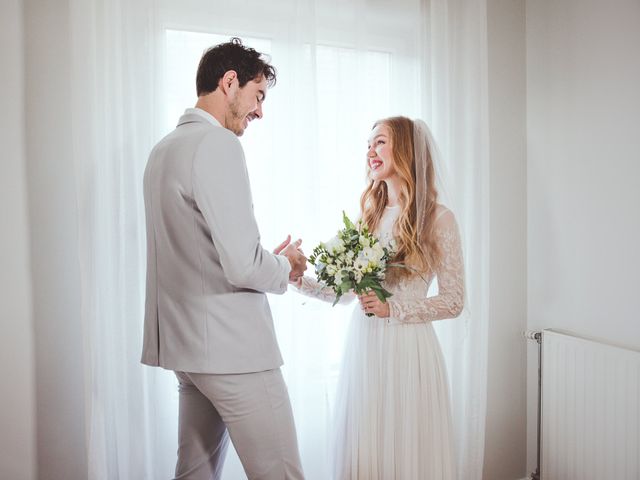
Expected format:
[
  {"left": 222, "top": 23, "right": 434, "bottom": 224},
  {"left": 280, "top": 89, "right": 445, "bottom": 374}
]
[{"left": 220, "top": 70, "right": 238, "bottom": 95}]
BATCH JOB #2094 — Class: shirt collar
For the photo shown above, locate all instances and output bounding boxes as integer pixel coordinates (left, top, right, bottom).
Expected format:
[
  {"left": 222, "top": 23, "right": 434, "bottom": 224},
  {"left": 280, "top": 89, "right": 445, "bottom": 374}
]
[{"left": 184, "top": 107, "right": 222, "bottom": 128}]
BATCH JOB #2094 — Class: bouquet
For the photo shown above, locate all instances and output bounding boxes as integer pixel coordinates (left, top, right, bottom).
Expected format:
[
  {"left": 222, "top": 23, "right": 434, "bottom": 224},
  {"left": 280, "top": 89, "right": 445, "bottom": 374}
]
[{"left": 308, "top": 212, "right": 395, "bottom": 314}]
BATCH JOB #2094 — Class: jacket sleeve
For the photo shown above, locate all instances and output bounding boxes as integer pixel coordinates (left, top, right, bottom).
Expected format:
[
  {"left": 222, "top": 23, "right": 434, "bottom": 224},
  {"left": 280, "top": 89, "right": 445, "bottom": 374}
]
[{"left": 192, "top": 129, "right": 291, "bottom": 294}]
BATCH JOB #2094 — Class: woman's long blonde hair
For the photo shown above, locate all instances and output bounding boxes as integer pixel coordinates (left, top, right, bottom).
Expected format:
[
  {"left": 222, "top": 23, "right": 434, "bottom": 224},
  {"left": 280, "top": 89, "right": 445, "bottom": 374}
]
[{"left": 360, "top": 116, "right": 441, "bottom": 282}]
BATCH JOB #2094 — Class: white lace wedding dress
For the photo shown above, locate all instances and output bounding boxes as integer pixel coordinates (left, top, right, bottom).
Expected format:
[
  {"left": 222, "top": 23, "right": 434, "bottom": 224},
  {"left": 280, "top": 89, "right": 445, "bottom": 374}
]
[{"left": 295, "top": 205, "right": 464, "bottom": 480}]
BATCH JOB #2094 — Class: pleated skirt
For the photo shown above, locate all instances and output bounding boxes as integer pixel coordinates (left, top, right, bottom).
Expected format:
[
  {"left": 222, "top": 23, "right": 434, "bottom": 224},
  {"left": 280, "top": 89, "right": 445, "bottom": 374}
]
[{"left": 332, "top": 309, "right": 456, "bottom": 480}]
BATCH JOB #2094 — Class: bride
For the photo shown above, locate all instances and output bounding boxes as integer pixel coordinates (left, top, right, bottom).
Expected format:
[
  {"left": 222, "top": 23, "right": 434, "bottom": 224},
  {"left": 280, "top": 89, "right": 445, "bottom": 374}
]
[{"left": 293, "top": 116, "right": 465, "bottom": 479}]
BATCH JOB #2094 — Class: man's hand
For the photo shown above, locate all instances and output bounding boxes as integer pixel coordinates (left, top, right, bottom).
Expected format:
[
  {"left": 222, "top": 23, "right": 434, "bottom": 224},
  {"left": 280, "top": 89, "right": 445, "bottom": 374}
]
[
  {"left": 278, "top": 237, "right": 307, "bottom": 282},
  {"left": 273, "top": 235, "right": 292, "bottom": 255}
]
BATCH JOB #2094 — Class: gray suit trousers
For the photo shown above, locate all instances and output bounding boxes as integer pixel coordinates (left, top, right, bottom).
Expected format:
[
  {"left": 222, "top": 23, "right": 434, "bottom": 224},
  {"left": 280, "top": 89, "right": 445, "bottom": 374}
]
[{"left": 174, "top": 369, "right": 305, "bottom": 480}]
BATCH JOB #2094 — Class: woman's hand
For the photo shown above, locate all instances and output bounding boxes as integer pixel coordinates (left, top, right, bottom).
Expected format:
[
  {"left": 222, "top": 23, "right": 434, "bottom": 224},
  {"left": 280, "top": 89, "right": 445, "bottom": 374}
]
[{"left": 358, "top": 291, "right": 390, "bottom": 318}]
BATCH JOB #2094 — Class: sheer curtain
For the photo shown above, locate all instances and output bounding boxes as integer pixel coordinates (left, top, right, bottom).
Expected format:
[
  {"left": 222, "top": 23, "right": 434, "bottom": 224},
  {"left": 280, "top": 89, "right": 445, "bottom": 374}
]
[
  {"left": 419, "top": 1, "right": 490, "bottom": 477},
  {"left": 70, "top": 0, "right": 488, "bottom": 478}
]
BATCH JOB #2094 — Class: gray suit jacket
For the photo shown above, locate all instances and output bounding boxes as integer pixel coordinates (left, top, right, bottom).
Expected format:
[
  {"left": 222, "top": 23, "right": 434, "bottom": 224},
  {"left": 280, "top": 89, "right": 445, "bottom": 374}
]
[{"left": 141, "top": 111, "right": 291, "bottom": 374}]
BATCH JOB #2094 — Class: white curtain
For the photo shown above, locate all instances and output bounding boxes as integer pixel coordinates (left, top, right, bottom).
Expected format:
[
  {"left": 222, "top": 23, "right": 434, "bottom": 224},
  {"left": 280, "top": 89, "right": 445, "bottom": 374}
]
[
  {"left": 70, "top": 1, "right": 177, "bottom": 478},
  {"left": 419, "top": 1, "right": 490, "bottom": 477},
  {"left": 70, "top": 0, "right": 489, "bottom": 478}
]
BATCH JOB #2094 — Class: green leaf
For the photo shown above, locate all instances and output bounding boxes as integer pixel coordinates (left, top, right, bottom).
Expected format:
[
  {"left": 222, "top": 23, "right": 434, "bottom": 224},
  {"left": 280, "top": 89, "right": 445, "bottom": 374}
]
[
  {"left": 357, "top": 278, "right": 375, "bottom": 291},
  {"left": 332, "top": 291, "right": 343, "bottom": 307},
  {"left": 339, "top": 279, "right": 354, "bottom": 293},
  {"left": 342, "top": 211, "right": 355, "bottom": 230},
  {"left": 371, "top": 286, "right": 393, "bottom": 303}
]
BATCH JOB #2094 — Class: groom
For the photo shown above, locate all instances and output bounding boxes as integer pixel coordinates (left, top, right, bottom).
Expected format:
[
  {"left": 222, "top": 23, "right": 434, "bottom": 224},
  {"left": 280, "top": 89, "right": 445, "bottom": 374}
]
[{"left": 141, "top": 38, "right": 306, "bottom": 479}]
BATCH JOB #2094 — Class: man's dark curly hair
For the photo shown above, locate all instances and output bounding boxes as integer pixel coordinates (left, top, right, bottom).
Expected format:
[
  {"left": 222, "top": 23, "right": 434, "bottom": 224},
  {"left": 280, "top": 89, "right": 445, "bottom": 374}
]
[{"left": 196, "top": 37, "right": 277, "bottom": 96}]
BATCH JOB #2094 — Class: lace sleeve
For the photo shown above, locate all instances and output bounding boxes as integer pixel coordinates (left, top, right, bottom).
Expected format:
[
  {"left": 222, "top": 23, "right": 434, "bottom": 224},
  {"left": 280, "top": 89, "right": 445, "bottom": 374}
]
[
  {"left": 292, "top": 276, "right": 356, "bottom": 305},
  {"left": 387, "top": 209, "right": 465, "bottom": 324}
]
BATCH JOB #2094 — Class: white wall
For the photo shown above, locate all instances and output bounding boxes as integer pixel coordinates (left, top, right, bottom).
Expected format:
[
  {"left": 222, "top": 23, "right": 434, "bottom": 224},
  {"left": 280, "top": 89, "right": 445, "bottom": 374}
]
[
  {"left": 24, "top": 0, "right": 88, "bottom": 478},
  {"left": 484, "top": 1, "right": 528, "bottom": 479},
  {"left": 0, "top": 1, "right": 37, "bottom": 478},
  {"left": 526, "top": 0, "right": 640, "bottom": 474}
]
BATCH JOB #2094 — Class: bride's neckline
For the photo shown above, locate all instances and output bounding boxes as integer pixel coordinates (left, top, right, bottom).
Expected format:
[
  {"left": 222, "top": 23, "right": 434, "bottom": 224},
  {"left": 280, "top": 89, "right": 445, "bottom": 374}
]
[{"left": 385, "top": 204, "right": 401, "bottom": 209}]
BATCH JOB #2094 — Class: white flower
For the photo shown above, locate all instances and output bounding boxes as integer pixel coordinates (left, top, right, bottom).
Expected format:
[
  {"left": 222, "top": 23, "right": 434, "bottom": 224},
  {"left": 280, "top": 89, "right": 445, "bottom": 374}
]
[
  {"left": 354, "top": 256, "right": 369, "bottom": 272},
  {"left": 361, "top": 246, "right": 384, "bottom": 264},
  {"left": 325, "top": 236, "right": 345, "bottom": 254},
  {"left": 359, "top": 235, "right": 371, "bottom": 248}
]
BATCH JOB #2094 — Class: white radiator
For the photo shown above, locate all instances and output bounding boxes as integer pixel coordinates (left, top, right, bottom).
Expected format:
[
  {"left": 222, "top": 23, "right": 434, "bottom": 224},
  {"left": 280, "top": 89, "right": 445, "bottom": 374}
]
[{"left": 540, "top": 329, "right": 640, "bottom": 480}]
